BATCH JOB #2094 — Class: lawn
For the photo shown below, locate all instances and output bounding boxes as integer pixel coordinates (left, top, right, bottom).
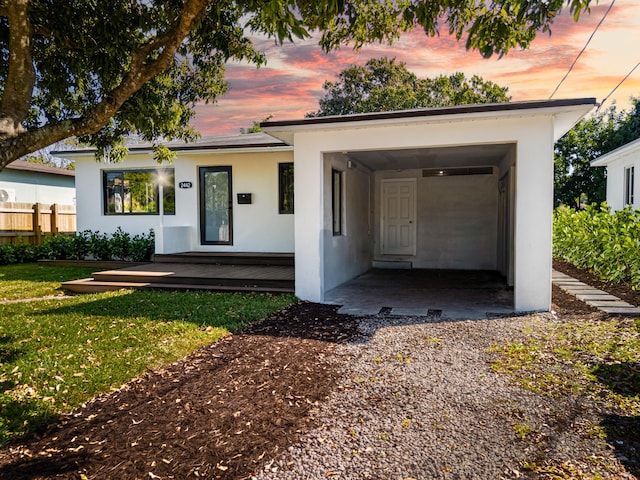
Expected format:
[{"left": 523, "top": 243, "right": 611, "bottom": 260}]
[
  {"left": 0, "top": 263, "right": 296, "bottom": 446},
  {"left": 0, "top": 263, "right": 96, "bottom": 301}
]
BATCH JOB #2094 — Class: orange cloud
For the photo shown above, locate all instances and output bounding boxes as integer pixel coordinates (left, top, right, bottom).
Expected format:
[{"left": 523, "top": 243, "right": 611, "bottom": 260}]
[{"left": 192, "top": 2, "right": 640, "bottom": 135}]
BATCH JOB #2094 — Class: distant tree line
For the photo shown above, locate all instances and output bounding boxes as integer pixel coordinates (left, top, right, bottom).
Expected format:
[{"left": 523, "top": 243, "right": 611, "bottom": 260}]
[{"left": 555, "top": 98, "right": 640, "bottom": 208}]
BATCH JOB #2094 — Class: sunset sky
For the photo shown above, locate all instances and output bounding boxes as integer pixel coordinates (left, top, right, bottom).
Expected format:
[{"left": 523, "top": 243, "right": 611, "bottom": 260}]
[{"left": 192, "top": 1, "right": 640, "bottom": 136}]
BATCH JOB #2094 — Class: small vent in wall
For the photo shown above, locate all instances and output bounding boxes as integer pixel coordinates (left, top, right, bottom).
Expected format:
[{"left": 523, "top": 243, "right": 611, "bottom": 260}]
[{"left": 422, "top": 166, "right": 494, "bottom": 177}]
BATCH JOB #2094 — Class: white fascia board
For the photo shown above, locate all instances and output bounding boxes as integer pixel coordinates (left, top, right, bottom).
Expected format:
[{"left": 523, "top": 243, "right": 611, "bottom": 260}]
[
  {"left": 55, "top": 145, "right": 293, "bottom": 162},
  {"left": 263, "top": 103, "right": 596, "bottom": 145},
  {"left": 177, "top": 145, "right": 293, "bottom": 155},
  {"left": 591, "top": 137, "right": 640, "bottom": 167}
]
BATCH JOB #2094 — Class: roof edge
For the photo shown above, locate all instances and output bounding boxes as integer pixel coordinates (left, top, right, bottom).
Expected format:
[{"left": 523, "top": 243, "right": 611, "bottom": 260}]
[
  {"left": 52, "top": 141, "right": 291, "bottom": 157},
  {"left": 591, "top": 137, "right": 640, "bottom": 167},
  {"left": 5, "top": 159, "right": 75, "bottom": 176},
  {"left": 261, "top": 98, "right": 598, "bottom": 129}
]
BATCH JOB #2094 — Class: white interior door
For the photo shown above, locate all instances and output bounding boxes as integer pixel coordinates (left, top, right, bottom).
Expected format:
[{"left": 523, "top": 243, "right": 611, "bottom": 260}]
[{"left": 382, "top": 179, "right": 416, "bottom": 255}]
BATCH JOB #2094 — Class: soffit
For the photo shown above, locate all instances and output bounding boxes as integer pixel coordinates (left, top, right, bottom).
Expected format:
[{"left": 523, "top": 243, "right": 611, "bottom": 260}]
[{"left": 343, "top": 143, "right": 514, "bottom": 171}]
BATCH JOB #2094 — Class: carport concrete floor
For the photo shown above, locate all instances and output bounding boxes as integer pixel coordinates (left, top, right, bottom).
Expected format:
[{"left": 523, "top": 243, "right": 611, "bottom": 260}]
[{"left": 325, "top": 269, "right": 515, "bottom": 320}]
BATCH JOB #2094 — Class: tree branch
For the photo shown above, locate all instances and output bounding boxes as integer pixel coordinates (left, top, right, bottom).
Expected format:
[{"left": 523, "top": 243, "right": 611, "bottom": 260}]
[
  {"left": 75, "top": 0, "right": 210, "bottom": 134},
  {"left": 0, "top": 0, "right": 211, "bottom": 169},
  {"left": 0, "top": 0, "right": 35, "bottom": 140}
]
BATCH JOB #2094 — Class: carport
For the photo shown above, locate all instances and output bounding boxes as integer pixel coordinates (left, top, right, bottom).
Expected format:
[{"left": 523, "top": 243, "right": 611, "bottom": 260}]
[{"left": 262, "top": 99, "right": 596, "bottom": 313}]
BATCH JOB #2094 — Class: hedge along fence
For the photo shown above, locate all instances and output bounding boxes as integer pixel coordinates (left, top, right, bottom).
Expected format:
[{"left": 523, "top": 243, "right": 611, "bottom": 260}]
[
  {"left": 553, "top": 204, "right": 640, "bottom": 289},
  {"left": 0, "top": 228, "right": 155, "bottom": 265}
]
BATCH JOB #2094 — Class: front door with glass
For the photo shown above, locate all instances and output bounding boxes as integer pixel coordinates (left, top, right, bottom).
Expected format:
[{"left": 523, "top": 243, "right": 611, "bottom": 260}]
[{"left": 199, "top": 166, "right": 232, "bottom": 245}]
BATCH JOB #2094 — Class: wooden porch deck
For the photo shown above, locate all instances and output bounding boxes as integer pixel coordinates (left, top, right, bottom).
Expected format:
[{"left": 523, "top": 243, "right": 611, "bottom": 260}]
[{"left": 62, "top": 252, "right": 295, "bottom": 294}]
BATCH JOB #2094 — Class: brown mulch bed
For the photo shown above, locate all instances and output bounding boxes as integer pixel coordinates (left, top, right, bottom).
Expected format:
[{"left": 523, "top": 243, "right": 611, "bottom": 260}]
[
  {"left": 0, "top": 265, "right": 628, "bottom": 479},
  {"left": 0, "top": 302, "right": 358, "bottom": 480},
  {"left": 554, "top": 259, "right": 640, "bottom": 307},
  {"left": 551, "top": 282, "right": 599, "bottom": 316}
]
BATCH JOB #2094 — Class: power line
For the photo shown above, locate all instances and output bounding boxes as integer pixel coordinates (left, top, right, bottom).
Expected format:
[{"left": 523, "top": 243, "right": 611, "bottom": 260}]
[
  {"left": 597, "top": 61, "right": 640, "bottom": 111},
  {"left": 549, "top": 0, "right": 616, "bottom": 99}
]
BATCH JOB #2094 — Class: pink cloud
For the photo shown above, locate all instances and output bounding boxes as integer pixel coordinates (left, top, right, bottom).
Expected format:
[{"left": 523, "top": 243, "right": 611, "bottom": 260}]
[{"left": 192, "top": 2, "right": 640, "bottom": 135}]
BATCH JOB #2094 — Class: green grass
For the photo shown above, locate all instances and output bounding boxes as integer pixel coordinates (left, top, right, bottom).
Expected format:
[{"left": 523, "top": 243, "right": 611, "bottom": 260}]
[
  {"left": 0, "top": 263, "right": 96, "bottom": 301},
  {"left": 0, "top": 264, "right": 296, "bottom": 446}
]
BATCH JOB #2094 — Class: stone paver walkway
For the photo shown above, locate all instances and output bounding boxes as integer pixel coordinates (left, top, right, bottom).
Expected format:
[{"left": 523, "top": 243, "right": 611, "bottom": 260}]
[{"left": 552, "top": 269, "right": 640, "bottom": 315}]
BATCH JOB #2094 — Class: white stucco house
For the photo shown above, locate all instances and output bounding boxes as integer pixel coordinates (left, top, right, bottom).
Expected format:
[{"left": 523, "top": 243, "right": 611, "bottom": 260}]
[
  {"left": 0, "top": 160, "right": 76, "bottom": 205},
  {"left": 56, "top": 98, "right": 596, "bottom": 312},
  {"left": 591, "top": 137, "right": 640, "bottom": 211}
]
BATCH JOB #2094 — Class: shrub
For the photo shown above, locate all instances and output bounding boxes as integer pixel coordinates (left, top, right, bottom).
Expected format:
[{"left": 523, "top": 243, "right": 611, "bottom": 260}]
[
  {"left": 109, "top": 227, "right": 131, "bottom": 261},
  {"left": 0, "top": 239, "right": 38, "bottom": 265},
  {"left": 554, "top": 203, "right": 640, "bottom": 289},
  {"left": 88, "top": 231, "right": 112, "bottom": 261},
  {"left": 39, "top": 233, "right": 75, "bottom": 260},
  {"left": 71, "top": 230, "right": 92, "bottom": 260},
  {"left": 0, "top": 229, "right": 155, "bottom": 265},
  {"left": 129, "top": 231, "right": 155, "bottom": 262}
]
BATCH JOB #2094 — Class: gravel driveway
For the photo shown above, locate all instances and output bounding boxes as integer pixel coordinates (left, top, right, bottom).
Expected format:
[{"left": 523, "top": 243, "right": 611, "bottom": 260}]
[{"left": 254, "top": 313, "right": 633, "bottom": 480}]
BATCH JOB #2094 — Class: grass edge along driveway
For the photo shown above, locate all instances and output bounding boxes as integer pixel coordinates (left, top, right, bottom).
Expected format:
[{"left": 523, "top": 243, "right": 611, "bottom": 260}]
[{"left": 0, "top": 263, "right": 296, "bottom": 446}]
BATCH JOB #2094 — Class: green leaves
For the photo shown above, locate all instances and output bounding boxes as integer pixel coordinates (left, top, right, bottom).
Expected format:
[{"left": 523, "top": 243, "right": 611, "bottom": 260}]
[
  {"left": 1, "top": 0, "right": 594, "bottom": 167},
  {"left": 316, "top": 0, "right": 593, "bottom": 58},
  {"left": 553, "top": 204, "right": 640, "bottom": 289},
  {"left": 0, "top": 228, "right": 156, "bottom": 266},
  {"left": 308, "top": 57, "right": 511, "bottom": 117},
  {"left": 554, "top": 98, "right": 640, "bottom": 208}
]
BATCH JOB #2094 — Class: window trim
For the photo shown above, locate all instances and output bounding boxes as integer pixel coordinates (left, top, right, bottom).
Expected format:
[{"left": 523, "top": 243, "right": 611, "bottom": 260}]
[
  {"left": 332, "top": 168, "right": 343, "bottom": 236},
  {"left": 102, "top": 168, "right": 175, "bottom": 216},
  {"left": 624, "top": 165, "right": 635, "bottom": 206},
  {"left": 199, "top": 166, "right": 233, "bottom": 246},
  {"left": 278, "top": 162, "right": 294, "bottom": 214}
]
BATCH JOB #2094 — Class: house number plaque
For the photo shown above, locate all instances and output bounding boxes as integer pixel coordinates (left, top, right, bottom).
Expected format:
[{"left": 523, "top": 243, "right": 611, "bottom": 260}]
[{"left": 178, "top": 181, "right": 193, "bottom": 189}]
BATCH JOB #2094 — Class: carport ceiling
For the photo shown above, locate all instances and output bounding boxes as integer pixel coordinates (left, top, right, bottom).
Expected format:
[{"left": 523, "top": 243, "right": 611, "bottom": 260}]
[{"left": 346, "top": 143, "right": 514, "bottom": 171}]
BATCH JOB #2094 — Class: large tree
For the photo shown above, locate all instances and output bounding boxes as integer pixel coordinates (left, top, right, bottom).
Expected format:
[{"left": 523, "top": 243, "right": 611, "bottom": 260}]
[
  {"left": 308, "top": 57, "right": 511, "bottom": 117},
  {"left": 0, "top": 0, "right": 593, "bottom": 169},
  {"left": 554, "top": 97, "right": 640, "bottom": 207}
]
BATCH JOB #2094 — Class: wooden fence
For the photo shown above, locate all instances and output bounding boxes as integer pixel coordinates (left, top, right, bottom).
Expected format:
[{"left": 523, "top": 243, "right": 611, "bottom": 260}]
[{"left": 0, "top": 202, "right": 76, "bottom": 245}]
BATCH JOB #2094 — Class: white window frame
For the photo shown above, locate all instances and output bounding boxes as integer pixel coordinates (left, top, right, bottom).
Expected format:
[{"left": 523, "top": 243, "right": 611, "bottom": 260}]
[
  {"left": 624, "top": 165, "right": 635, "bottom": 206},
  {"left": 331, "top": 168, "right": 344, "bottom": 236}
]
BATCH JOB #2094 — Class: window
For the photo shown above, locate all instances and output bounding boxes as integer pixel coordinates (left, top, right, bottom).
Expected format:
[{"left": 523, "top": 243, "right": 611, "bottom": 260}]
[
  {"left": 625, "top": 166, "right": 635, "bottom": 206},
  {"left": 103, "top": 169, "right": 175, "bottom": 215},
  {"left": 332, "top": 169, "right": 343, "bottom": 235},
  {"left": 279, "top": 163, "right": 294, "bottom": 214}
]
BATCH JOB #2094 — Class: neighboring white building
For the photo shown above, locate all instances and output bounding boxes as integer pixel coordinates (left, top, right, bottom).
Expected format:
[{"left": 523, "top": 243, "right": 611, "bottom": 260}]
[
  {"left": 591, "top": 137, "right": 640, "bottom": 211},
  {"left": 56, "top": 98, "right": 596, "bottom": 312},
  {"left": 0, "top": 160, "right": 76, "bottom": 205}
]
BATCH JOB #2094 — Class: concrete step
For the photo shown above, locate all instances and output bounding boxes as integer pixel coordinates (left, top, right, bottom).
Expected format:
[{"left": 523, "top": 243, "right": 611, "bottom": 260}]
[
  {"left": 153, "top": 252, "right": 294, "bottom": 266},
  {"left": 62, "top": 278, "right": 294, "bottom": 294}
]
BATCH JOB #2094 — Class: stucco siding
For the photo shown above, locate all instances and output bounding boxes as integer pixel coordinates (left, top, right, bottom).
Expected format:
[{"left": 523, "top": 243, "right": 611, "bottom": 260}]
[
  {"left": 602, "top": 150, "right": 638, "bottom": 211},
  {"left": 290, "top": 113, "right": 559, "bottom": 311},
  {"left": 322, "top": 154, "right": 374, "bottom": 292},
  {"left": 373, "top": 169, "right": 498, "bottom": 270},
  {"left": 75, "top": 151, "right": 294, "bottom": 252},
  {"left": 513, "top": 117, "right": 555, "bottom": 312}
]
